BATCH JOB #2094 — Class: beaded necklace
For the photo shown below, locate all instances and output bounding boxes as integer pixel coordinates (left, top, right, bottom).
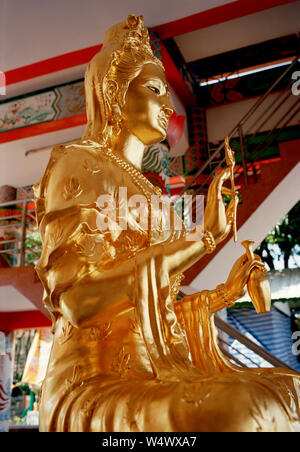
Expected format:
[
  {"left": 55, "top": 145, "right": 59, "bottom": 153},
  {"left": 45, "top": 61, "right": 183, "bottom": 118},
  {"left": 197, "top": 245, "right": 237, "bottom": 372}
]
[{"left": 102, "top": 147, "right": 162, "bottom": 246}]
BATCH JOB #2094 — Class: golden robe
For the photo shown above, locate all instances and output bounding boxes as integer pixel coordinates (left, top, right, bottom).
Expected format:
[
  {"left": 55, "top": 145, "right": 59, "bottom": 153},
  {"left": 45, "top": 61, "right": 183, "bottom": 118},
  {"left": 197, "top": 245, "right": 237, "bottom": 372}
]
[{"left": 34, "top": 140, "right": 300, "bottom": 432}]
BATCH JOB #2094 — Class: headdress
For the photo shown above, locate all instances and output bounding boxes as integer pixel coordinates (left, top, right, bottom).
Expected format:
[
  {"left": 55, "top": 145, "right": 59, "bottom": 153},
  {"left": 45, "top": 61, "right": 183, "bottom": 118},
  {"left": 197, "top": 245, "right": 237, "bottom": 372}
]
[{"left": 83, "top": 14, "right": 164, "bottom": 142}]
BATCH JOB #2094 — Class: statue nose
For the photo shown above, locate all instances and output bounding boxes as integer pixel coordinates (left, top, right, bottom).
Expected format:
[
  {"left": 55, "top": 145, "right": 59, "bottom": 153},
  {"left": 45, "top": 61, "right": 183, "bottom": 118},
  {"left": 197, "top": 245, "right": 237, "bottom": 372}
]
[{"left": 162, "top": 105, "right": 174, "bottom": 118}]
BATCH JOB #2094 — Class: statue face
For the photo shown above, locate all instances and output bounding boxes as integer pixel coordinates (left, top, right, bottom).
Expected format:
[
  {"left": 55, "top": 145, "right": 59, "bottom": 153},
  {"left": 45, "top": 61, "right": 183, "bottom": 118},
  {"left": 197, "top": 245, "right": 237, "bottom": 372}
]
[{"left": 121, "top": 63, "right": 174, "bottom": 145}]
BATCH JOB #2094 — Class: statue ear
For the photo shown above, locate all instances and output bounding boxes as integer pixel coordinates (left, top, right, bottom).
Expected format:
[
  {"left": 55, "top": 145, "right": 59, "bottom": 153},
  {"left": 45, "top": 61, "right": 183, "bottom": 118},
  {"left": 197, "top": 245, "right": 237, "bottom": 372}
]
[
  {"left": 105, "top": 80, "right": 123, "bottom": 136},
  {"left": 106, "top": 79, "right": 119, "bottom": 104}
]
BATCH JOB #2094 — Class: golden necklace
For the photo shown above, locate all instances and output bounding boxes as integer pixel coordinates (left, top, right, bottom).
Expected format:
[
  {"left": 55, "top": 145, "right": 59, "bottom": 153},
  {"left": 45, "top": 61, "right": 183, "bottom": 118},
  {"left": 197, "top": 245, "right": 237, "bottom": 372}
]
[{"left": 102, "top": 147, "right": 162, "bottom": 246}]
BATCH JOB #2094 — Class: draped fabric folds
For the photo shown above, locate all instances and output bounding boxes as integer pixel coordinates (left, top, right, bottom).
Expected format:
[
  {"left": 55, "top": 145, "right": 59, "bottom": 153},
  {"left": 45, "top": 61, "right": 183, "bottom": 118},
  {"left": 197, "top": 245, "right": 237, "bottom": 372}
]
[{"left": 34, "top": 142, "right": 300, "bottom": 432}]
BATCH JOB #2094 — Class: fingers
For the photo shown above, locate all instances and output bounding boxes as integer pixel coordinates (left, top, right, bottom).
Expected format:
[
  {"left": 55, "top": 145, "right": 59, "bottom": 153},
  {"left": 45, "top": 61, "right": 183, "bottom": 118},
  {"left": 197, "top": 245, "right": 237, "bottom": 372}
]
[
  {"left": 247, "top": 260, "right": 267, "bottom": 274},
  {"left": 236, "top": 254, "right": 265, "bottom": 270},
  {"left": 254, "top": 253, "right": 262, "bottom": 262},
  {"left": 207, "top": 167, "right": 231, "bottom": 202},
  {"left": 225, "top": 193, "right": 238, "bottom": 226},
  {"left": 217, "top": 168, "right": 232, "bottom": 192},
  {"left": 221, "top": 187, "right": 236, "bottom": 197}
]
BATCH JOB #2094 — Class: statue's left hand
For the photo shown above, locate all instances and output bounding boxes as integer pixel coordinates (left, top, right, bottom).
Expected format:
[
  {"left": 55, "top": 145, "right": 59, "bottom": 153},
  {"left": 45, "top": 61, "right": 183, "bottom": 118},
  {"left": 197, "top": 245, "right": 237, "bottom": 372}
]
[{"left": 204, "top": 168, "right": 238, "bottom": 244}]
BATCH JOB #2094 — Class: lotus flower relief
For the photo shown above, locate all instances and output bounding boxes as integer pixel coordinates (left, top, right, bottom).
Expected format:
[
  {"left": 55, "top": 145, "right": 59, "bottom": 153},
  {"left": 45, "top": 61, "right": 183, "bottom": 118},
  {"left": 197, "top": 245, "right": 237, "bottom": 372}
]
[
  {"left": 65, "top": 364, "right": 82, "bottom": 394},
  {"left": 63, "top": 177, "right": 83, "bottom": 200},
  {"left": 90, "top": 322, "right": 112, "bottom": 341},
  {"left": 58, "top": 321, "right": 73, "bottom": 345},
  {"left": 129, "top": 319, "right": 141, "bottom": 336},
  {"left": 83, "top": 159, "right": 102, "bottom": 175},
  {"left": 77, "top": 234, "right": 104, "bottom": 262},
  {"left": 111, "top": 346, "right": 131, "bottom": 377}
]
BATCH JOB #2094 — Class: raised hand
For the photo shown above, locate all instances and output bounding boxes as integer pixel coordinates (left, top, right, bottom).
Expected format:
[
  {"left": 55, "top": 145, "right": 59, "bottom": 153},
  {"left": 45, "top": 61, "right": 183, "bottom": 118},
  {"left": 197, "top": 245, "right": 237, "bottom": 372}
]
[{"left": 204, "top": 167, "right": 239, "bottom": 245}]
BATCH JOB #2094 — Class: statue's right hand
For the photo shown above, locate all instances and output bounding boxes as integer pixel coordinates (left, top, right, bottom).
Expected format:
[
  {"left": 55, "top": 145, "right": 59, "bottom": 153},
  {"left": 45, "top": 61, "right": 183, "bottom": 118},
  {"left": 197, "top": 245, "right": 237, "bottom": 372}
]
[
  {"left": 224, "top": 253, "right": 266, "bottom": 301},
  {"left": 204, "top": 168, "right": 237, "bottom": 244}
]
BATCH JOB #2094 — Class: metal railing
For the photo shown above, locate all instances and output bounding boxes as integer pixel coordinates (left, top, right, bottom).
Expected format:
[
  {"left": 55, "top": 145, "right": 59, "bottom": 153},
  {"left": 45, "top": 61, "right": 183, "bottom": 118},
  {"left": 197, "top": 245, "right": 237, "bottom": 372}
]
[
  {"left": 0, "top": 198, "right": 41, "bottom": 267},
  {"left": 215, "top": 316, "right": 296, "bottom": 371},
  {"left": 180, "top": 57, "right": 300, "bottom": 202}
]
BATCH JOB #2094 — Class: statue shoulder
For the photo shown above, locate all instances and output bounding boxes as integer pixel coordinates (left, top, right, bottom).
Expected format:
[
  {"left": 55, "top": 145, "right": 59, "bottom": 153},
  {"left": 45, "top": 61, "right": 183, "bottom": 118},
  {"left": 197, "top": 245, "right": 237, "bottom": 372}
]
[
  {"left": 49, "top": 141, "right": 105, "bottom": 167},
  {"left": 36, "top": 142, "right": 110, "bottom": 215}
]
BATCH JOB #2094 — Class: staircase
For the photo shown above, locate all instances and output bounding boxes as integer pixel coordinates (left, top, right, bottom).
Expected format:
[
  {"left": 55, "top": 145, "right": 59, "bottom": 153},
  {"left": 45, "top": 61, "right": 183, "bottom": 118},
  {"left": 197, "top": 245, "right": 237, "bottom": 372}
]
[
  {"left": 183, "top": 139, "right": 300, "bottom": 286},
  {"left": 181, "top": 57, "right": 300, "bottom": 286}
]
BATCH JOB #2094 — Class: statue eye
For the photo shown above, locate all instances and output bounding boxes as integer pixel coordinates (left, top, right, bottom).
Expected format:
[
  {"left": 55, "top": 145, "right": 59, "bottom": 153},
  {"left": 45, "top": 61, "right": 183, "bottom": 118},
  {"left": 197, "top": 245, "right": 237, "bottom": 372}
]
[{"left": 147, "top": 86, "right": 160, "bottom": 95}]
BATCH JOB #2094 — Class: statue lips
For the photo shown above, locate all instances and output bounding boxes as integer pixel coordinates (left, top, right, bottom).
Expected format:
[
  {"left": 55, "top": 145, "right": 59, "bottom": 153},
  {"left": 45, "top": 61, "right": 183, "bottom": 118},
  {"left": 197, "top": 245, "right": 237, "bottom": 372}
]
[{"left": 158, "top": 114, "right": 168, "bottom": 130}]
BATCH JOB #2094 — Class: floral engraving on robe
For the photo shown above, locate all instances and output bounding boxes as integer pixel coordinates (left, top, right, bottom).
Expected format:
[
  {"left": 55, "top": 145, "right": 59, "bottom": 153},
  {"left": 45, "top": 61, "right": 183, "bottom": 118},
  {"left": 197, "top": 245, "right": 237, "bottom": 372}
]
[
  {"left": 181, "top": 385, "right": 212, "bottom": 408},
  {"left": 90, "top": 322, "right": 112, "bottom": 341},
  {"left": 111, "top": 346, "right": 131, "bottom": 377},
  {"left": 83, "top": 159, "right": 102, "bottom": 175},
  {"left": 170, "top": 273, "right": 185, "bottom": 303},
  {"left": 58, "top": 321, "right": 74, "bottom": 345},
  {"left": 76, "top": 234, "right": 105, "bottom": 263},
  {"left": 65, "top": 365, "right": 82, "bottom": 393},
  {"left": 63, "top": 177, "right": 83, "bottom": 200},
  {"left": 250, "top": 398, "right": 277, "bottom": 432},
  {"left": 80, "top": 397, "right": 101, "bottom": 418},
  {"left": 129, "top": 319, "right": 141, "bottom": 336}
]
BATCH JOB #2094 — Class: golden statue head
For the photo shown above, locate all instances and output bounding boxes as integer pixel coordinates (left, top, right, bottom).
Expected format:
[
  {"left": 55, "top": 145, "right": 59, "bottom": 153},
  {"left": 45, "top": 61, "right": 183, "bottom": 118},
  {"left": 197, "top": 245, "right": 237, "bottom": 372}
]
[{"left": 83, "top": 14, "right": 174, "bottom": 146}]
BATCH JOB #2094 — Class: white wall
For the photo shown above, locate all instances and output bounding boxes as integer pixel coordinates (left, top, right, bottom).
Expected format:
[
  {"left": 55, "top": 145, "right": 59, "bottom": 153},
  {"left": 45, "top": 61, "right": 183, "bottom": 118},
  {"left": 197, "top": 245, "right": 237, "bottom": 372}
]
[{"left": 0, "top": 125, "right": 85, "bottom": 188}]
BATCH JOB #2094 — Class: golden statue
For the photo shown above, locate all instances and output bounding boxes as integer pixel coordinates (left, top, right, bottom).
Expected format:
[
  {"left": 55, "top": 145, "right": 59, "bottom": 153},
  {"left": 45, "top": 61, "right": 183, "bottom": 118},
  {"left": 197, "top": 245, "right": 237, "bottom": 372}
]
[{"left": 34, "top": 15, "right": 300, "bottom": 432}]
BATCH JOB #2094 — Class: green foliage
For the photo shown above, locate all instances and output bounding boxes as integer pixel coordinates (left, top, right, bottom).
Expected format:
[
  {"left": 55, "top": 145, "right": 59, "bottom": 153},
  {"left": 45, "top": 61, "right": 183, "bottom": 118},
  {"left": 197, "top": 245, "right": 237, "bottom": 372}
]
[
  {"left": 25, "top": 228, "right": 42, "bottom": 265},
  {"left": 256, "top": 201, "right": 300, "bottom": 269},
  {"left": 12, "top": 416, "right": 25, "bottom": 425},
  {"left": 19, "top": 383, "right": 31, "bottom": 395},
  {"left": 223, "top": 190, "right": 242, "bottom": 206}
]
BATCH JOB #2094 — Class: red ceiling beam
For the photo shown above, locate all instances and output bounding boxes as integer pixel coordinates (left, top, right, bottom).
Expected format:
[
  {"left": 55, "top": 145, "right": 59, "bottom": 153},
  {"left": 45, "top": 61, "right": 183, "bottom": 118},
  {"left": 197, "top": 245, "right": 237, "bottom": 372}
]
[
  {"left": 0, "top": 266, "right": 50, "bottom": 319},
  {"left": 0, "top": 114, "right": 87, "bottom": 145},
  {"left": 0, "top": 311, "right": 51, "bottom": 332},
  {"left": 5, "top": 45, "right": 102, "bottom": 86}
]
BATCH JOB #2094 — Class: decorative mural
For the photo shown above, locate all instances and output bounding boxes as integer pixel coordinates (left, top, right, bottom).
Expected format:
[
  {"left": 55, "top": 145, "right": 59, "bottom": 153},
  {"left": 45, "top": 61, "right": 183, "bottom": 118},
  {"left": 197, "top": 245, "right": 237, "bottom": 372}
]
[
  {"left": 149, "top": 30, "right": 163, "bottom": 62},
  {"left": 168, "top": 156, "right": 184, "bottom": 177},
  {"left": 142, "top": 143, "right": 170, "bottom": 194},
  {"left": 0, "top": 81, "right": 86, "bottom": 133},
  {"left": 196, "top": 61, "right": 300, "bottom": 108}
]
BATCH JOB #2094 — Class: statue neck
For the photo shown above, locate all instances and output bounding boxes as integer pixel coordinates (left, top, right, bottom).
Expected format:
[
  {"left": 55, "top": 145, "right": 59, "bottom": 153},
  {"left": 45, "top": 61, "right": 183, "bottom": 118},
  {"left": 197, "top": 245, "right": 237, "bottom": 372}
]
[{"left": 112, "top": 127, "right": 145, "bottom": 171}]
